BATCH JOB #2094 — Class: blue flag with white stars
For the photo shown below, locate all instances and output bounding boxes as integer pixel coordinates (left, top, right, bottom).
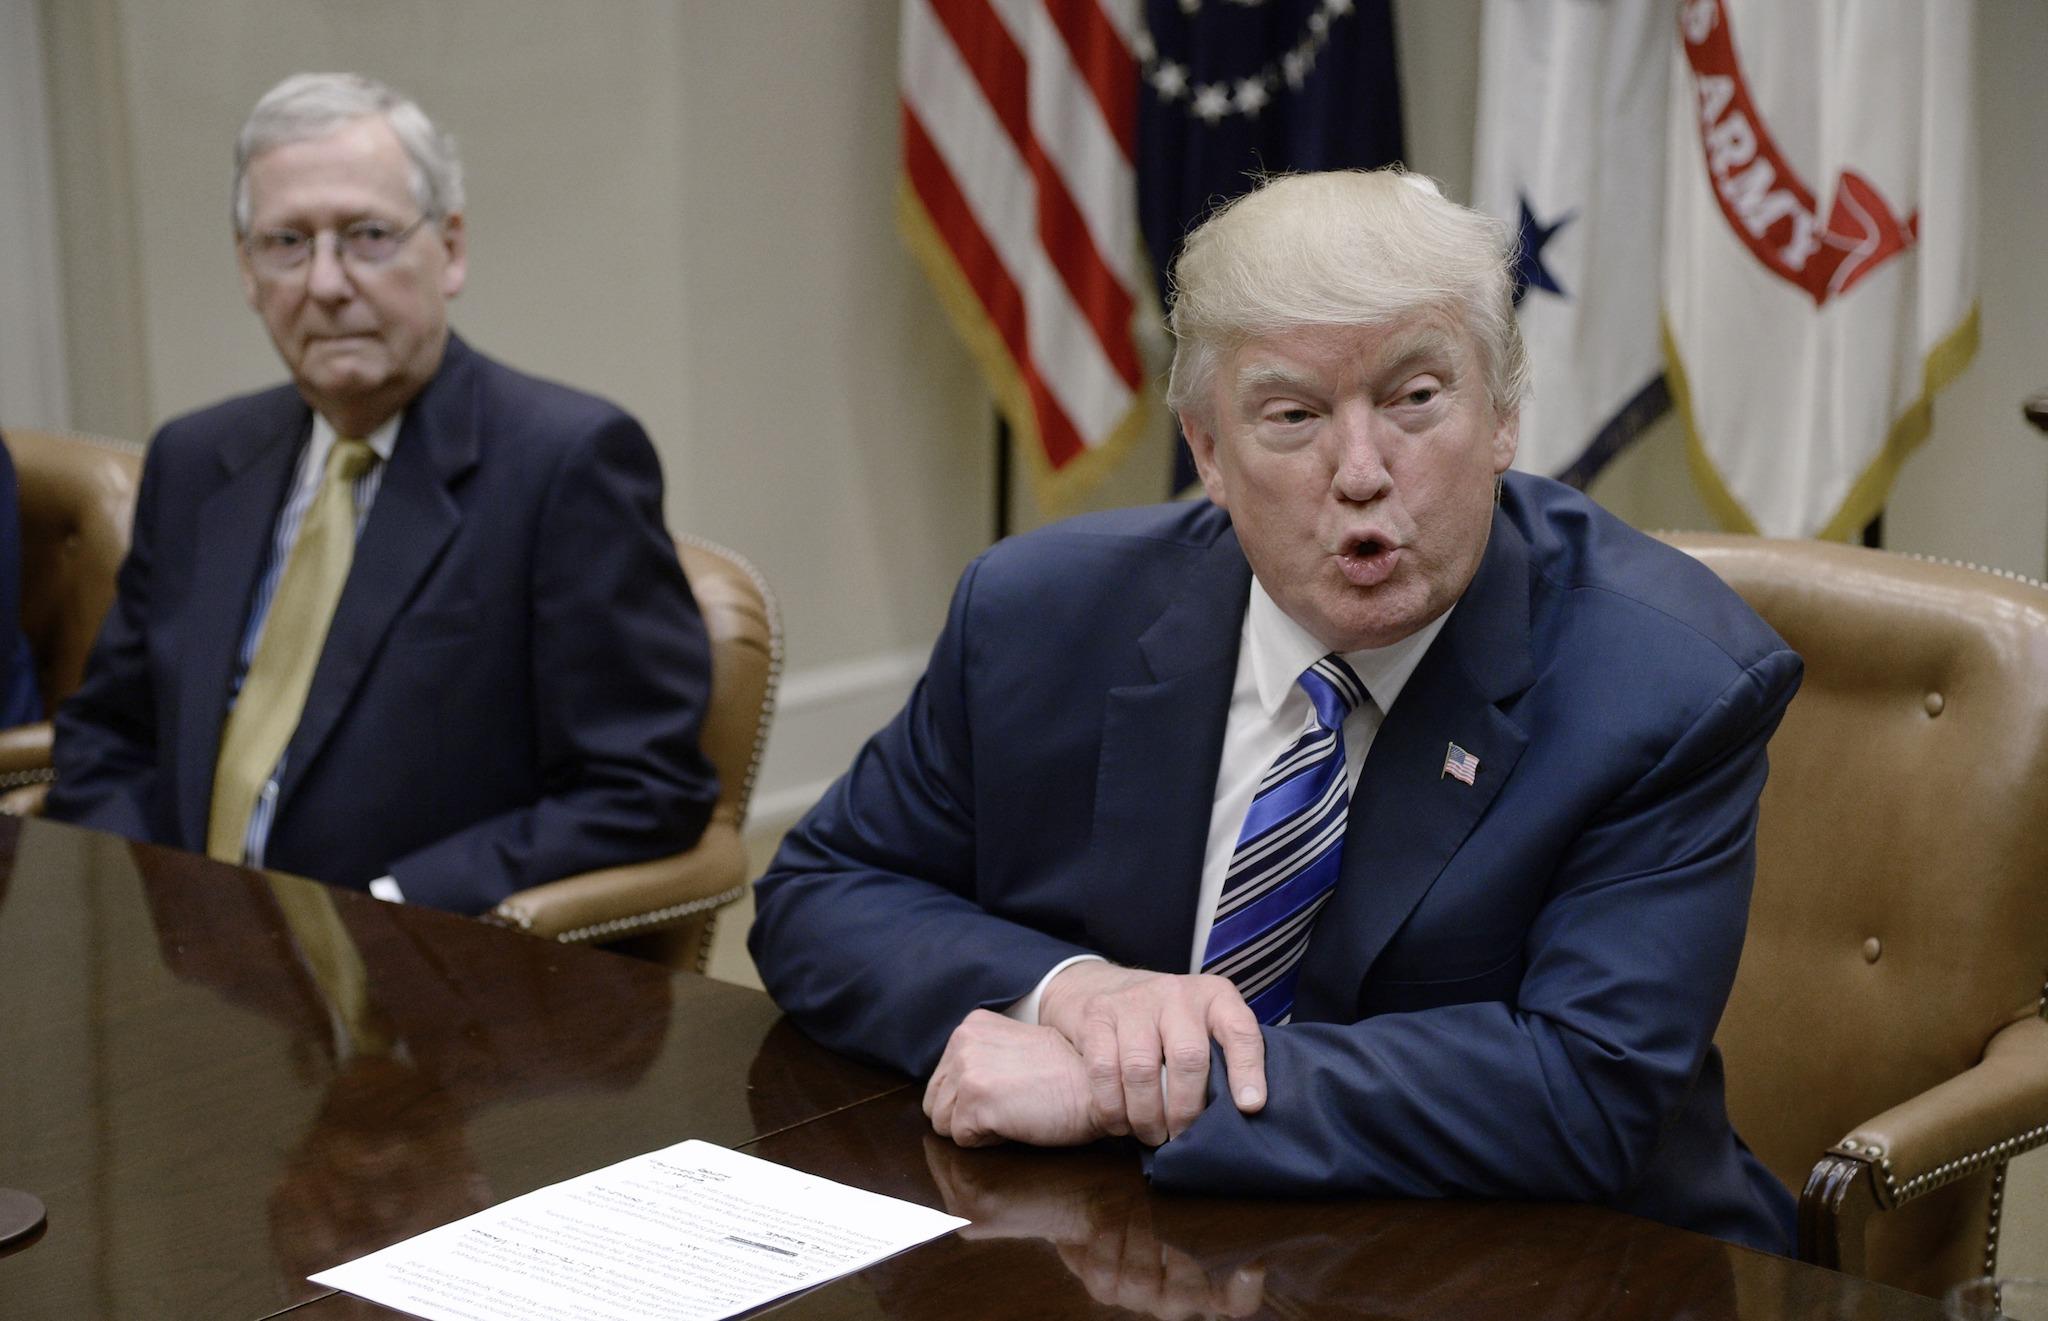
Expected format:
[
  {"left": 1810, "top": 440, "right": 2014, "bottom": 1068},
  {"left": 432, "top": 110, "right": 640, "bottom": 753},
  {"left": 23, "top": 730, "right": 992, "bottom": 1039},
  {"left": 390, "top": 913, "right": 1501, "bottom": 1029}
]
[{"left": 1137, "top": 0, "right": 1405, "bottom": 493}]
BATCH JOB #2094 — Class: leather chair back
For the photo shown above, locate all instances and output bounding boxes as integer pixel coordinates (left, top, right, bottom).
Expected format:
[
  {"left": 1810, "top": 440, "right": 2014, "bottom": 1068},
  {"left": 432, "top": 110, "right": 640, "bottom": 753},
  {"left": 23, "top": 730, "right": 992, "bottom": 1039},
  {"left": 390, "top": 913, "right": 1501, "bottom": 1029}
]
[
  {"left": 6, "top": 428, "right": 141, "bottom": 716},
  {"left": 676, "top": 535, "right": 779, "bottom": 838},
  {"left": 488, "top": 535, "right": 780, "bottom": 971},
  {"left": 1666, "top": 532, "right": 2048, "bottom": 1297},
  {"left": 0, "top": 429, "right": 141, "bottom": 799}
]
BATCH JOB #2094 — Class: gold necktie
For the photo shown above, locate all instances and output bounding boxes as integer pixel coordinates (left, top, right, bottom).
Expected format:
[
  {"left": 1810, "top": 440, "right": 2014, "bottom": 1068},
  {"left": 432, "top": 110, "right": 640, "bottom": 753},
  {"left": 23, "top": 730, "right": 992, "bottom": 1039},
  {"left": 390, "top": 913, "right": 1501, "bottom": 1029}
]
[{"left": 207, "top": 438, "right": 378, "bottom": 863}]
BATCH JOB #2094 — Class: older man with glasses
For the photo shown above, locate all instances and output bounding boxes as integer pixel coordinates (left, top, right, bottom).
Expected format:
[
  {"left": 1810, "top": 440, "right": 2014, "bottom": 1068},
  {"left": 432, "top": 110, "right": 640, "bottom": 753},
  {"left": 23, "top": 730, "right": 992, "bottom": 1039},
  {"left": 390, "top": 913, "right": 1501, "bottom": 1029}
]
[{"left": 48, "top": 72, "right": 717, "bottom": 915}]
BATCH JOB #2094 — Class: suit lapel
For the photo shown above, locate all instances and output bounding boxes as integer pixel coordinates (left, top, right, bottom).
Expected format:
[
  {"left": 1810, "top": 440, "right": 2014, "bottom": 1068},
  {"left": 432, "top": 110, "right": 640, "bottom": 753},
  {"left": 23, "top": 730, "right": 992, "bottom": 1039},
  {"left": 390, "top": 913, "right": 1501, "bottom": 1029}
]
[
  {"left": 274, "top": 338, "right": 481, "bottom": 809},
  {"left": 174, "top": 397, "right": 309, "bottom": 849},
  {"left": 1296, "top": 504, "right": 1537, "bottom": 1018},
  {"left": 1084, "top": 526, "right": 1250, "bottom": 974}
]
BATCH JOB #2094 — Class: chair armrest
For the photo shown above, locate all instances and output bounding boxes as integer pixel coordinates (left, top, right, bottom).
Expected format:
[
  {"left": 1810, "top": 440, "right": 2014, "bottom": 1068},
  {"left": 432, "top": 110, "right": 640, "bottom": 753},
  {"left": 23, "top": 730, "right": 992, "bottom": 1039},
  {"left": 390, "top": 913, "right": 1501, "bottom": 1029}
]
[
  {"left": 0, "top": 782, "right": 50, "bottom": 817},
  {"left": 1800, "top": 1014, "right": 2048, "bottom": 1272},
  {"left": 1840, "top": 1013, "right": 2048, "bottom": 1209},
  {"left": 486, "top": 819, "right": 749, "bottom": 945},
  {"left": 0, "top": 722, "right": 53, "bottom": 777}
]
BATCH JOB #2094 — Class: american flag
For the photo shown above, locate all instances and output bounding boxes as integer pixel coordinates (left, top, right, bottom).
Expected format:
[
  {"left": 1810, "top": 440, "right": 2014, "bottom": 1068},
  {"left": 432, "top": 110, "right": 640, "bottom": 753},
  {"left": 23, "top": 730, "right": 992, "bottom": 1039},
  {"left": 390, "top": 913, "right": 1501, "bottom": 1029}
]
[
  {"left": 900, "top": 0, "right": 1404, "bottom": 504},
  {"left": 897, "top": 0, "right": 1151, "bottom": 511},
  {"left": 1442, "top": 742, "right": 1480, "bottom": 786}
]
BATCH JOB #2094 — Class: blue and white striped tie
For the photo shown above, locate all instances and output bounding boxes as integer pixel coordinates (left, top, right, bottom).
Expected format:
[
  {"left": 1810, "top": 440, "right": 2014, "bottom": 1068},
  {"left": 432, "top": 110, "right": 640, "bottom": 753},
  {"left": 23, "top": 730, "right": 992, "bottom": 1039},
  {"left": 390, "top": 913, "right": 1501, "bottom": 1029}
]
[{"left": 1202, "top": 655, "right": 1370, "bottom": 1024}]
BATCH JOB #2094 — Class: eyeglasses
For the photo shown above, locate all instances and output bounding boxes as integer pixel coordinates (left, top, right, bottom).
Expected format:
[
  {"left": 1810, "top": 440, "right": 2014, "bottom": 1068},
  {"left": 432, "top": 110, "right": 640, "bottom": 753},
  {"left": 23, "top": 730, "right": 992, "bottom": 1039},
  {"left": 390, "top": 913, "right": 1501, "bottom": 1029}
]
[{"left": 242, "top": 215, "right": 432, "bottom": 275}]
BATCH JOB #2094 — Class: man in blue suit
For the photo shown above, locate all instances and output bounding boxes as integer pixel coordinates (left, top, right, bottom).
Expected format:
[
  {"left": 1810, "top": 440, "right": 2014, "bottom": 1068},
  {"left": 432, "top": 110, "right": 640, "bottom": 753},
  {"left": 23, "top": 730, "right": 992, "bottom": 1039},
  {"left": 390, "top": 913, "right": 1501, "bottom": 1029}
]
[
  {"left": 751, "top": 171, "right": 1802, "bottom": 1252},
  {"left": 0, "top": 436, "right": 44, "bottom": 728},
  {"left": 47, "top": 73, "right": 715, "bottom": 914}
]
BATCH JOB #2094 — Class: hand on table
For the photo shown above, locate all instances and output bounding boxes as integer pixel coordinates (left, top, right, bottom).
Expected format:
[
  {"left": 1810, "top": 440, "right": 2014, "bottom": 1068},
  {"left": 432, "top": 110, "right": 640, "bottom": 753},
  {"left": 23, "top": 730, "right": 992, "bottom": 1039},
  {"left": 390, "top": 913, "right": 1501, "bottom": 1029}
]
[
  {"left": 923, "top": 1009, "right": 1101, "bottom": 1147},
  {"left": 1037, "top": 963, "right": 1265, "bottom": 1146}
]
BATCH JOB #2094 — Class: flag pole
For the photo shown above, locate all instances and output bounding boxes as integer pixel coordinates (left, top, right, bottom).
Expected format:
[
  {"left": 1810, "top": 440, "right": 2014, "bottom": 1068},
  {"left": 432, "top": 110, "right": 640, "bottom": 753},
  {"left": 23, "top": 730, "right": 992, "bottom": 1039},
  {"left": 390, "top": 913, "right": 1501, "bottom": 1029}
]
[
  {"left": 2029, "top": 391, "right": 2048, "bottom": 580},
  {"left": 993, "top": 412, "right": 1012, "bottom": 542}
]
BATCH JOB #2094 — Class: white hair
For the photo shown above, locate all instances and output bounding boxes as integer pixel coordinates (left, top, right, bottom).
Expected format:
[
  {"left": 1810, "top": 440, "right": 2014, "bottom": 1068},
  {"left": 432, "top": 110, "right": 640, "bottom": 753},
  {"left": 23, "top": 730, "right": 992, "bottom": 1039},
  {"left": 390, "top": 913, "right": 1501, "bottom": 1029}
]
[
  {"left": 1165, "top": 169, "right": 1528, "bottom": 425},
  {"left": 233, "top": 72, "right": 464, "bottom": 234}
]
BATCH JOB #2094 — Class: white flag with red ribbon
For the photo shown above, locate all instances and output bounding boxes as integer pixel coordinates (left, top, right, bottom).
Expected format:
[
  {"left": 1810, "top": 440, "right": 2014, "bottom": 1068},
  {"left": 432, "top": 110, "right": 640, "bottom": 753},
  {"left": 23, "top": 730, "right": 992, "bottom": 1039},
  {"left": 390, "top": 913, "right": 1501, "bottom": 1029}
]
[
  {"left": 897, "top": 0, "right": 1152, "bottom": 510},
  {"left": 1663, "top": 0, "right": 1977, "bottom": 538}
]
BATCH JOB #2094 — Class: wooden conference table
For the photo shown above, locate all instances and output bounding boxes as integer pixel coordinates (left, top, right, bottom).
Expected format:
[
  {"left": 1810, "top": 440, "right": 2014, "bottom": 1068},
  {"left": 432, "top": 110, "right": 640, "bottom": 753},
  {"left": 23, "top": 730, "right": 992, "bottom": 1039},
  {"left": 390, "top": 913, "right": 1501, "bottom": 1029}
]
[{"left": 0, "top": 818, "right": 1947, "bottom": 1320}]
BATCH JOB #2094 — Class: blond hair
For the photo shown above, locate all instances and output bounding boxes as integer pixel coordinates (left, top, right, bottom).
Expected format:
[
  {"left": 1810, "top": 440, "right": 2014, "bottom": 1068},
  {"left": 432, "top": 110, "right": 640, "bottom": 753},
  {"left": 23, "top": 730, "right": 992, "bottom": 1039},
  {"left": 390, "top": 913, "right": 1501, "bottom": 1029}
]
[{"left": 1165, "top": 169, "right": 1528, "bottom": 424}]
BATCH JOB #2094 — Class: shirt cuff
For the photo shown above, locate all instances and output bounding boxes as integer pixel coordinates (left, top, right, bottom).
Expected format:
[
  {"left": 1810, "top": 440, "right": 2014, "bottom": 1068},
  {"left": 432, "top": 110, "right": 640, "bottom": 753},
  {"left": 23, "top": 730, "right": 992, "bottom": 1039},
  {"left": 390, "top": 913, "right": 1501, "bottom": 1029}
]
[
  {"left": 367, "top": 876, "right": 404, "bottom": 903},
  {"left": 1003, "top": 953, "right": 1107, "bottom": 1025}
]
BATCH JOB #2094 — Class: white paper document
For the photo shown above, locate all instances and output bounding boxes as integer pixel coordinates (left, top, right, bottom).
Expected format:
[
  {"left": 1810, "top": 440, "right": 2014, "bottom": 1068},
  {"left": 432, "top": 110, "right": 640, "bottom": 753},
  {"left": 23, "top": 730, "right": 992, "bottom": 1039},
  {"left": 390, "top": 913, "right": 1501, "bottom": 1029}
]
[{"left": 311, "top": 1139, "right": 969, "bottom": 1321}]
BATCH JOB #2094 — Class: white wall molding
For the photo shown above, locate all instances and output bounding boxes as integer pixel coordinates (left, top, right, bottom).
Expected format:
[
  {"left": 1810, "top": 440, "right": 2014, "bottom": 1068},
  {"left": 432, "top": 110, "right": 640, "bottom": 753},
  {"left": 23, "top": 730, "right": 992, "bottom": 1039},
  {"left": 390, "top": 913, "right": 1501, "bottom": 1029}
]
[{"left": 748, "top": 647, "right": 928, "bottom": 833}]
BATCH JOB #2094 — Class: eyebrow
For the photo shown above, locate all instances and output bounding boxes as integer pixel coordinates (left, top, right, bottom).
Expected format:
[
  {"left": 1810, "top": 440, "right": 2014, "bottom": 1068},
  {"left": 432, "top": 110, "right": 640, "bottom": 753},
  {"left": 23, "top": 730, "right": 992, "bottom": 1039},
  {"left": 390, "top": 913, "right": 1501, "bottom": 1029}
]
[
  {"left": 1231, "top": 327, "right": 1465, "bottom": 401},
  {"left": 1233, "top": 362, "right": 1318, "bottom": 397},
  {"left": 1371, "top": 329, "right": 1462, "bottom": 384}
]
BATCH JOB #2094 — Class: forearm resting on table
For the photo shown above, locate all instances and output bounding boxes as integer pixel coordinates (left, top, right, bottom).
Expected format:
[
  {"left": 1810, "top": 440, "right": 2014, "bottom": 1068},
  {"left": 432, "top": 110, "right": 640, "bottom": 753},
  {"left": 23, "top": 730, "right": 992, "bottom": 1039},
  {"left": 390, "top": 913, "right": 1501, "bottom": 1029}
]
[{"left": 927, "top": 961, "right": 1267, "bottom": 1150}]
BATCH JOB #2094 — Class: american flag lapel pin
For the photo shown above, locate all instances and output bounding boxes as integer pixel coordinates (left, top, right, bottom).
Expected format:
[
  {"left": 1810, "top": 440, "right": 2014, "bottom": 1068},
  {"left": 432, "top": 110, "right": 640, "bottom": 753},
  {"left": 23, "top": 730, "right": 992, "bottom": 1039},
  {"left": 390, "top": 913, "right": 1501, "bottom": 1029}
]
[{"left": 1442, "top": 742, "right": 1479, "bottom": 785}]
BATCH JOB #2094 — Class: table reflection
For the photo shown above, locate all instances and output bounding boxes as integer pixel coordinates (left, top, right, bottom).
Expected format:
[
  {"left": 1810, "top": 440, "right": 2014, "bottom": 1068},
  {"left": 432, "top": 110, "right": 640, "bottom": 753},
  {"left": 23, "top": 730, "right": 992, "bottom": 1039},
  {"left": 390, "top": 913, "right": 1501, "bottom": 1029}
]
[
  {"left": 923, "top": 1136, "right": 1262, "bottom": 1319},
  {"left": 918, "top": 1133, "right": 1746, "bottom": 1320},
  {"left": 140, "top": 865, "right": 671, "bottom": 1285},
  {"left": 748, "top": 1079, "right": 1772, "bottom": 1321}
]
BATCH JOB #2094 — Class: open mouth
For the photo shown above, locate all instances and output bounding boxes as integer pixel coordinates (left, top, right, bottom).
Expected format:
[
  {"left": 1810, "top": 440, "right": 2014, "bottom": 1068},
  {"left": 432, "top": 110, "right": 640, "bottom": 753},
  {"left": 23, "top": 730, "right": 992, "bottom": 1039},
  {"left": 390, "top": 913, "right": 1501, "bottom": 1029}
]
[{"left": 1336, "top": 536, "right": 1398, "bottom": 586}]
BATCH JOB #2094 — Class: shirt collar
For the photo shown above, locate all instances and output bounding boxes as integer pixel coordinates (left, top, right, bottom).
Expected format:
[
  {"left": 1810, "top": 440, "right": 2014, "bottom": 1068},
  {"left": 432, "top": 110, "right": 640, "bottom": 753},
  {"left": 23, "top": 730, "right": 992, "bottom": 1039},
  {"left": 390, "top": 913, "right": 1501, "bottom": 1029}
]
[
  {"left": 307, "top": 410, "right": 402, "bottom": 465},
  {"left": 1243, "top": 576, "right": 1453, "bottom": 719}
]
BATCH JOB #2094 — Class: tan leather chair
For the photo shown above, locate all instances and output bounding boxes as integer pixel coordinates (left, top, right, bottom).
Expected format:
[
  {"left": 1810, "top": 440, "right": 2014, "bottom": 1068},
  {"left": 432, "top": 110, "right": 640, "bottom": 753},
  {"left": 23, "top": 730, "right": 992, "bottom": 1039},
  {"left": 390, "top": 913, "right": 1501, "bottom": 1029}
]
[
  {"left": 487, "top": 535, "right": 780, "bottom": 973},
  {"left": 1663, "top": 532, "right": 2048, "bottom": 1298},
  {"left": 0, "top": 427, "right": 143, "bottom": 797}
]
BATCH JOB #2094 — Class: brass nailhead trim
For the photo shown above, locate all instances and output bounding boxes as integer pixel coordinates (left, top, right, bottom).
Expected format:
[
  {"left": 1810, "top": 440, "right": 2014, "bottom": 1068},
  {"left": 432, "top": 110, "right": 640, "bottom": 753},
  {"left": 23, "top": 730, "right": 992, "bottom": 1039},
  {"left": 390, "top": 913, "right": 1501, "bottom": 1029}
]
[
  {"left": 1986, "top": 1165, "right": 2006, "bottom": 1276},
  {"left": 553, "top": 881, "right": 750, "bottom": 945},
  {"left": 19, "top": 428, "right": 148, "bottom": 460},
  {"left": 672, "top": 532, "right": 785, "bottom": 832},
  {"left": 1896, "top": 551, "right": 2048, "bottom": 594},
  {"left": 1867, "top": 1121, "right": 2048, "bottom": 1203}
]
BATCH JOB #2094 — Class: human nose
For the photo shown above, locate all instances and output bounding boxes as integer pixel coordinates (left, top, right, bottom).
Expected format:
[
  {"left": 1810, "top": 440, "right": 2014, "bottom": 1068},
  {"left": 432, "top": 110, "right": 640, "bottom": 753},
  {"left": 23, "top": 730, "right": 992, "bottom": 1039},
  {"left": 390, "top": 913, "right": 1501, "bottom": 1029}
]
[
  {"left": 1329, "top": 407, "right": 1392, "bottom": 503},
  {"left": 304, "top": 232, "right": 355, "bottom": 301}
]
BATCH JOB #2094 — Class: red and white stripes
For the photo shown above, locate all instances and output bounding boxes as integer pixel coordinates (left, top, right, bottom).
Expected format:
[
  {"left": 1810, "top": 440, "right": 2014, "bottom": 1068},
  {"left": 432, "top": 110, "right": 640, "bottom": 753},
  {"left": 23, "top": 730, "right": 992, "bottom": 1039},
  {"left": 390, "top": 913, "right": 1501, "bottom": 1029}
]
[{"left": 900, "top": 0, "right": 1149, "bottom": 496}]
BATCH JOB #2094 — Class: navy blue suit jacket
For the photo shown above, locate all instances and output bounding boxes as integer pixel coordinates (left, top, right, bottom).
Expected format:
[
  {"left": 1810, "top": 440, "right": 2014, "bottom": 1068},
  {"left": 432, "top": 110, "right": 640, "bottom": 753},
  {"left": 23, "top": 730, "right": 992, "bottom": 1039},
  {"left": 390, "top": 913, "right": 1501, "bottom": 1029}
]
[
  {"left": 0, "top": 435, "right": 42, "bottom": 726},
  {"left": 751, "top": 472, "right": 1801, "bottom": 1253},
  {"left": 47, "top": 335, "right": 717, "bottom": 914}
]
